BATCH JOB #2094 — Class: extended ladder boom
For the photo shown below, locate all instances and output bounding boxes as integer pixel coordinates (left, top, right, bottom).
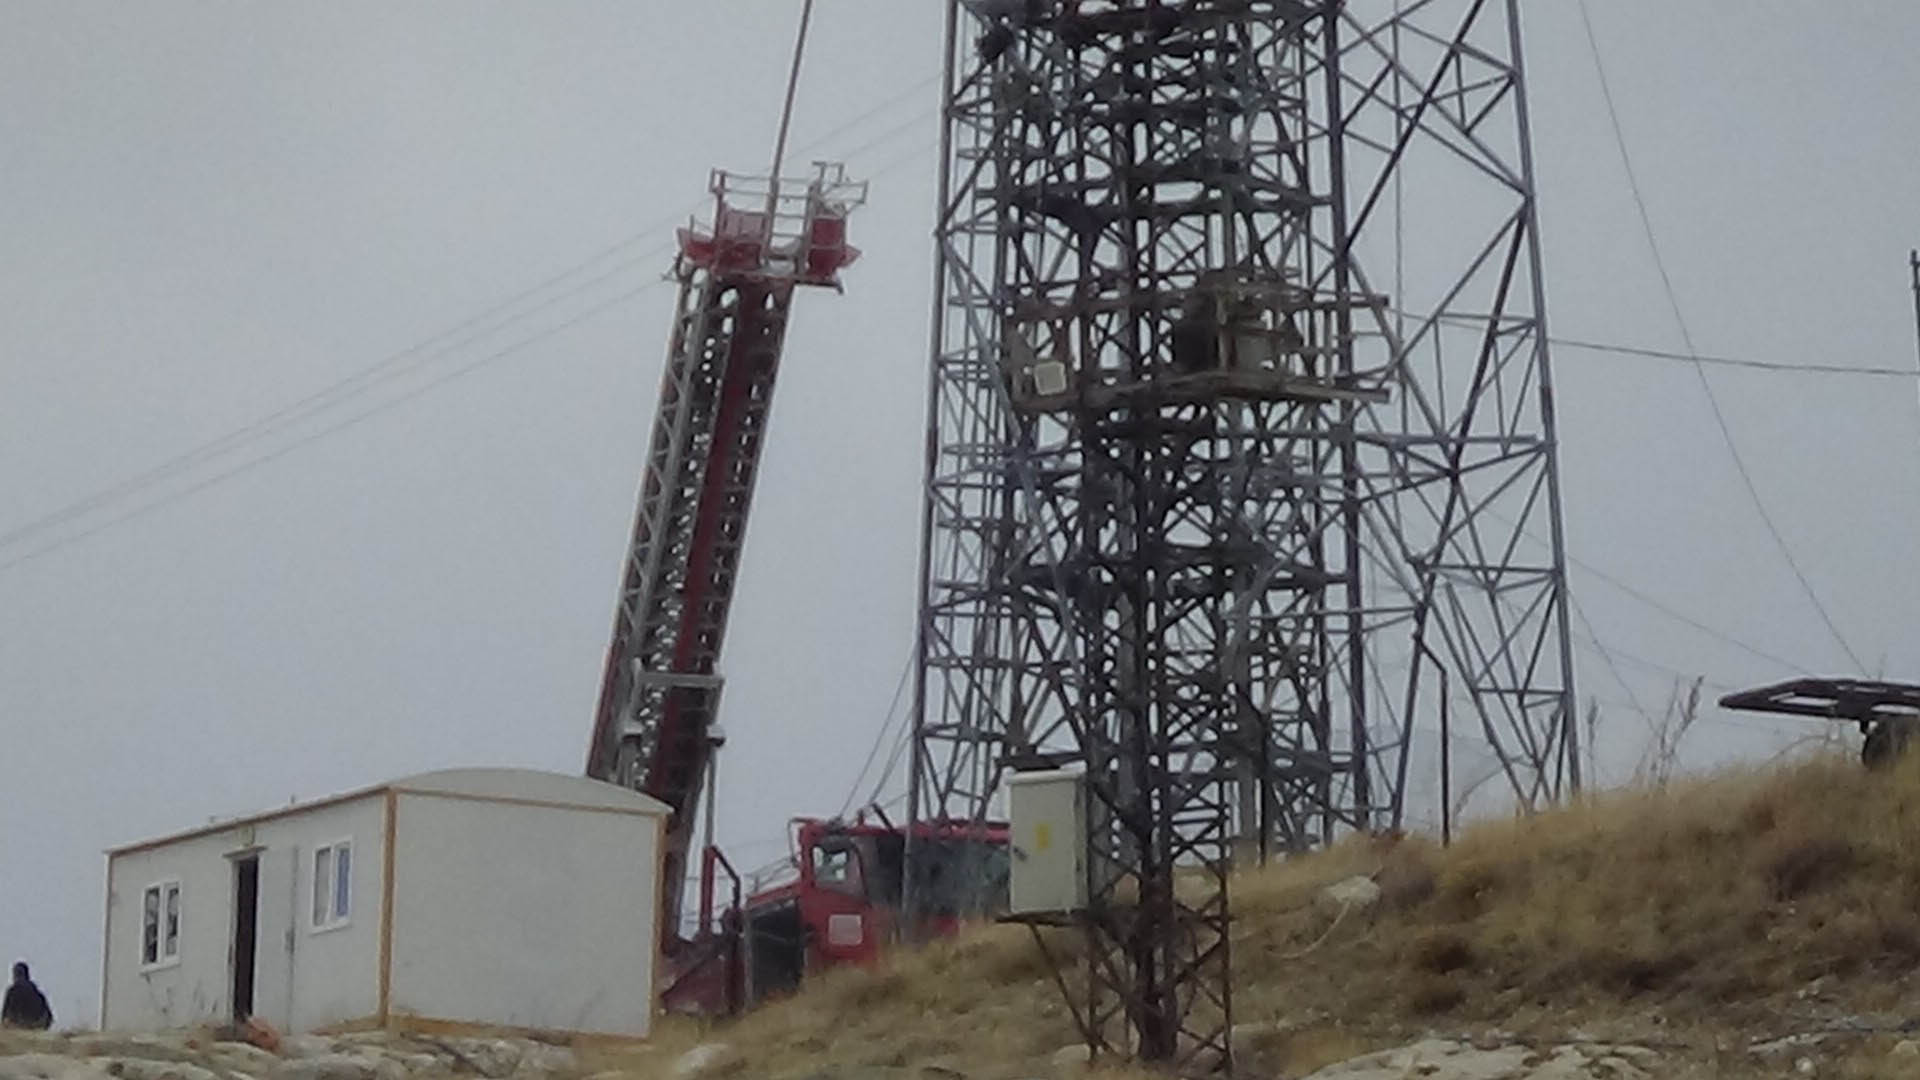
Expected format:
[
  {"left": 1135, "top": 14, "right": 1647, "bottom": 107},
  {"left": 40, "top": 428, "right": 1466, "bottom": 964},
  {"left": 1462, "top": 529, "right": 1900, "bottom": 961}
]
[{"left": 587, "top": 163, "right": 864, "bottom": 943}]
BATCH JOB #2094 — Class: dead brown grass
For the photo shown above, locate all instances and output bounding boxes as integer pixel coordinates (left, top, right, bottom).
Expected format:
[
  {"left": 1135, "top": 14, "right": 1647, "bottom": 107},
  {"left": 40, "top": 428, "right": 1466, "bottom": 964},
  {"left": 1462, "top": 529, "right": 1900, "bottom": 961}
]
[{"left": 592, "top": 752, "right": 1920, "bottom": 1079}]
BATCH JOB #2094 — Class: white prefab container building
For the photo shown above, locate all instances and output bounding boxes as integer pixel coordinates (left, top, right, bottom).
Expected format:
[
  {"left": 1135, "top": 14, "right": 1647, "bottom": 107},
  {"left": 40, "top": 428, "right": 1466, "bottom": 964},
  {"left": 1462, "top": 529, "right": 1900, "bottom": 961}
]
[{"left": 100, "top": 768, "right": 667, "bottom": 1038}]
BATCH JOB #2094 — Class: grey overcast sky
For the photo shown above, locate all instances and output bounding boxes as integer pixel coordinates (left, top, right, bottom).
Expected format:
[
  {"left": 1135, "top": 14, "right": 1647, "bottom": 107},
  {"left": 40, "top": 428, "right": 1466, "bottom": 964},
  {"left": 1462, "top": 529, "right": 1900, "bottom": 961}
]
[{"left": 3, "top": 2, "right": 1917, "bottom": 1025}]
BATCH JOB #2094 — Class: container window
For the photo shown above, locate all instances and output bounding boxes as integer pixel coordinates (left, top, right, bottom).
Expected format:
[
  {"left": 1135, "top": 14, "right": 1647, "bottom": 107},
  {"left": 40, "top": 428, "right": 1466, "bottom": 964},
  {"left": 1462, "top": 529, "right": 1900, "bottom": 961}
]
[
  {"left": 140, "top": 881, "right": 180, "bottom": 968},
  {"left": 312, "top": 840, "right": 352, "bottom": 930}
]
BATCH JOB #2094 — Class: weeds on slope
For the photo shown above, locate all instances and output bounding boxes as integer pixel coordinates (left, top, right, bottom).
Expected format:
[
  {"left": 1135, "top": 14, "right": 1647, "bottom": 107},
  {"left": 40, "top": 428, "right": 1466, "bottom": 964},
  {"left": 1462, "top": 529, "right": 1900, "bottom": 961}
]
[
  {"left": 601, "top": 752, "right": 1920, "bottom": 1079},
  {"left": 1258, "top": 753, "right": 1920, "bottom": 1024}
]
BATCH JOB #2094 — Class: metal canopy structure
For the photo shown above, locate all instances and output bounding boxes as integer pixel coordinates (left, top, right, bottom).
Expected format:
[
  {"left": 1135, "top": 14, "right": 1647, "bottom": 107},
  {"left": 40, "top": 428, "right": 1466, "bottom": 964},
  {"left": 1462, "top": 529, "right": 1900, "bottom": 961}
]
[
  {"left": 1720, "top": 678, "right": 1920, "bottom": 729},
  {"left": 908, "top": 0, "right": 1578, "bottom": 1071},
  {"left": 1721, "top": 677, "right": 1920, "bottom": 768}
]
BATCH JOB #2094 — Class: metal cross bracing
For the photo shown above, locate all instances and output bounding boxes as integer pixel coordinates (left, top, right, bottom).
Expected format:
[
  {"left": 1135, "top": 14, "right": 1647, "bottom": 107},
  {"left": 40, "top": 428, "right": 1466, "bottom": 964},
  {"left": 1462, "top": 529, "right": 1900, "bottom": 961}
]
[
  {"left": 907, "top": 0, "right": 1578, "bottom": 1070},
  {"left": 587, "top": 163, "right": 866, "bottom": 951}
]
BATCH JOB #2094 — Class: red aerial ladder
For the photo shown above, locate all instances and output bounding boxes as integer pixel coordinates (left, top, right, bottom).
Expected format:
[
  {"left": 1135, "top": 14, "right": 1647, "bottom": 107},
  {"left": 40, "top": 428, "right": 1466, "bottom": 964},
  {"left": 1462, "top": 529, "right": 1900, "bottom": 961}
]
[
  {"left": 580, "top": 3, "right": 1015, "bottom": 1005},
  {"left": 581, "top": 159, "right": 1013, "bottom": 1016},
  {"left": 584, "top": 161, "right": 866, "bottom": 1011}
]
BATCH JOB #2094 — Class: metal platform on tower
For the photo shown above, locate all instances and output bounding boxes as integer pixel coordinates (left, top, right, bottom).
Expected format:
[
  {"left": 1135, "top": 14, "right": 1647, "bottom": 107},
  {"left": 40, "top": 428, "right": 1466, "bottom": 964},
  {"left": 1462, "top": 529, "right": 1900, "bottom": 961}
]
[{"left": 1002, "top": 276, "right": 1392, "bottom": 414}]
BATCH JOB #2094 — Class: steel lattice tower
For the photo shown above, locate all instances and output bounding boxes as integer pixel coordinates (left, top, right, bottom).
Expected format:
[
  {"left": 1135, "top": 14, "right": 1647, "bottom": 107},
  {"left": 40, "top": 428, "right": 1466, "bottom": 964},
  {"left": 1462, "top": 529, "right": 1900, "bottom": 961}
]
[{"left": 908, "top": 0, "right": 1577, "bottom": 1069}]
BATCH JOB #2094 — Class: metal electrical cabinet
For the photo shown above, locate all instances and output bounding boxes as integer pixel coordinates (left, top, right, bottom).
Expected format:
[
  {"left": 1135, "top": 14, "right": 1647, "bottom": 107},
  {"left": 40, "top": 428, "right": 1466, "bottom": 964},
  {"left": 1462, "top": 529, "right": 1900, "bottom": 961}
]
[{"left": 1007, "top": 769, "right": 1087, "bottom": 916}]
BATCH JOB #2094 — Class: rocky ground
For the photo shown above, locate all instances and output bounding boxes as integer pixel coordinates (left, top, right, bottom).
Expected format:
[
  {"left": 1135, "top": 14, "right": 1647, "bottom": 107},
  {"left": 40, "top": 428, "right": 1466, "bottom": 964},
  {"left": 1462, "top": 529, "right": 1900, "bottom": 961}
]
[
  {"left": 0, "top": 1030, "right": 581, "bottom": 1080},
  {"left": 650, "top": 1025, "right": 1920, "bottom": 1079},
  {"left": 6, "top": 1022, "right": 1920, "bottom": 1080}
]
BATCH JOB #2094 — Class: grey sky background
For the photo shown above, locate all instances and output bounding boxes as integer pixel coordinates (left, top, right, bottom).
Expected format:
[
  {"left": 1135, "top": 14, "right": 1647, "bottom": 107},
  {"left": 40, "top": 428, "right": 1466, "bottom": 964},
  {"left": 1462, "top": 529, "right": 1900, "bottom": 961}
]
[{"left": 2, "top": 2, "right": 1916, "bottom": 1026}]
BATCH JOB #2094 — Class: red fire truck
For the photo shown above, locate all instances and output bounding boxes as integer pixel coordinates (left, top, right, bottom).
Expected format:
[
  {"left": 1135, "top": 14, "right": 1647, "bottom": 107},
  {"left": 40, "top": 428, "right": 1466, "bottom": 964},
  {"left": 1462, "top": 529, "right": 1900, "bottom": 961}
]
[
  {"left": 583, "top": 163, "right": 1009, "bottom": 1015},
  {"left": 663, "top": 816, "right": 1011, "bottom": 1013}
]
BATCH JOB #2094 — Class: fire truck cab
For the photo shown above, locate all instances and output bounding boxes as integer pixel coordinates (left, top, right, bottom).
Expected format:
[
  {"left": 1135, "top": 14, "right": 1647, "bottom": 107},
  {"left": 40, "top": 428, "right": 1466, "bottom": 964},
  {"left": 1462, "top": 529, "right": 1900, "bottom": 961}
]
[{"left": 668, "top": 814, "right": 1013, "bottom": 1006}]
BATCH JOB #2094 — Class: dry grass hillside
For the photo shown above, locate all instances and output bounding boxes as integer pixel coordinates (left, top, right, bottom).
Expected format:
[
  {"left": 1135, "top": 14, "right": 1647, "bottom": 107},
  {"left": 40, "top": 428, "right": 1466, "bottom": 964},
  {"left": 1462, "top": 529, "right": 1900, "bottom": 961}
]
[{"left": 600, "top": 752, "right": 1920, "bottom": 1079}]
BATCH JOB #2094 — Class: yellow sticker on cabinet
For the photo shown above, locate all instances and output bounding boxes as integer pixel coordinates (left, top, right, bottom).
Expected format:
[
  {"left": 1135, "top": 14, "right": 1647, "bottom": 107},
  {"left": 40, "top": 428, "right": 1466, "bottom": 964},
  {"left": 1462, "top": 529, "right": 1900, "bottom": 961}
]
[{"left": 1034, "top": 822, "right": 1052, "bottom": 852}]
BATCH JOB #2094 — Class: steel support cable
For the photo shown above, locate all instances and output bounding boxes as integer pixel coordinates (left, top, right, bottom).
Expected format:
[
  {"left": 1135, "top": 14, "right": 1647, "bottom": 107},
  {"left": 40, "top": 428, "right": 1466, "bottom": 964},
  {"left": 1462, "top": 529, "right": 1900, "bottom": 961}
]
[
  {"left": 1575, "top": 0, "right": 1867, "bottom": 674},
  {"left": 865, "top": 713, "right": 916, "bottom": 812},
  {"left": 837, "top": 651, "right": 916, "bottom": 819},
  {"left": 1571, "top": 635, "right": 1738, "bottom": 696},
  {"left": 0, "top": 74, "right": 937, "bottom": 556},
  {"left": 1484, "top": 501, "right": 1813, "bottom": 675},
  {"left": 1566, "top": 591, "right": 1658, "bottom": 741},
  {"left": 766, "top": 0, "right": 815, "bottom": 209}
]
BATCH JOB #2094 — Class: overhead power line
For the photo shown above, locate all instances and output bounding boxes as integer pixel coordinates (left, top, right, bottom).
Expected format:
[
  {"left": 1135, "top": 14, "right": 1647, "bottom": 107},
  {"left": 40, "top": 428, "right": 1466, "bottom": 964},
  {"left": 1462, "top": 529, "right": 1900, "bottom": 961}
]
[
  {"left": 0, "top": 234, "right": 682, "bottom": 557},
  {"left": 0, "top": 281, "right": 667, "bottom": 575},
  {"left": 1575, "top": 0, "right": 1867, "bottom": 674},
  {"left": 1484, "top": 502, "right": 1813, "bottom": 676},
  {"left": 0, "top": 142, "right": 944, "bottom": 572},
  {"left": 0, "top": 81, "right": 944, "bottom": 564},
  {"left": 1553, "top": 336, "right": 1916, "bottom": 378},
  {"left": 1, "top": 136, "right": 947, "bottom": 576},
  {"left": 1565, "top": 555, "right": 1810, "bottom": 675}
]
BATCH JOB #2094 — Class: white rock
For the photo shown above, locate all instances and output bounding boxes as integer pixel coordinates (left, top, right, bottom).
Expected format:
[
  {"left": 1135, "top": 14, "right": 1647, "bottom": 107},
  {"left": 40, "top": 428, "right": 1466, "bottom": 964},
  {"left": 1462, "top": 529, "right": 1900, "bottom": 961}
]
[
  {"left": 1318, "top": 875, "right": 1383, "bottom": 911},
  {"left": 368, "top": 1057, "right": 409, "bottom": 1080},
  {"left": 206, "top": 1044, "right": 283, "bottom": 1074},
  {"left": 0, "top": 1054, "right": 111, "bottom": 1080},
  {"left": 671, "top": 1044, "right": 743, "bottom": 1080},
  {"left": 59, "top": 1039, "right": 184, "bottom": 1063},
  {"left": 513, "top": 1044, "right": 576, "bottom": 1076},
  {"left": 275, "top": 1037, "right": 336, "bottom": 1062},
  {"left": 444, "top": 1039, "right": 525, "bottom": 1078},
  {"left": 271, "top": 1053, "right": 378, "bottom": 1080},
  {"left": 0, "top": 1055, "right": 71, "bottom": 1080},
  {"left": 1229, "top": 1020, "right": 1292, "bottom": 1046},
  {"left": 1795, "top": 1058, "right": 1816, "bottom": 1076},
  {"left": 101, "top": 1060, "right": 222, "bottom": 1080},
  {"left": 1751, "top": 1033, "right": 1830, "bottom": 1055},
  {"left": 1049, "top": 1044, "right": 1092, "bottom": 1072},
  {"left": 1893, "top": 1040, "right": 1920, "bottom": 1059},
  {"left": 1300, "top": 1039, "right": 1660, "bottom": 1080}
]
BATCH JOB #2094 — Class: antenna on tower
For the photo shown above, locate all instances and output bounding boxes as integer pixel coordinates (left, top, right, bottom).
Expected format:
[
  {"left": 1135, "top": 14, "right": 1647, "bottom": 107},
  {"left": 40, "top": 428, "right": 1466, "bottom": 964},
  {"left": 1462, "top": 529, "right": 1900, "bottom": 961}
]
[{"left": 1908, "top": 249, "right": 1919, "bottom": 374}]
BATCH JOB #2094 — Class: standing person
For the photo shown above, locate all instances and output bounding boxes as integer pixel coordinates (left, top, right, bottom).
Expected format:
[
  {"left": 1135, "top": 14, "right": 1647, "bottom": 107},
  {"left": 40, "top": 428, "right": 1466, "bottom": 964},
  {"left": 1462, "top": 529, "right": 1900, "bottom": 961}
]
[{"left": 2, "top": 962, "right": 52, "bottom": 1029}]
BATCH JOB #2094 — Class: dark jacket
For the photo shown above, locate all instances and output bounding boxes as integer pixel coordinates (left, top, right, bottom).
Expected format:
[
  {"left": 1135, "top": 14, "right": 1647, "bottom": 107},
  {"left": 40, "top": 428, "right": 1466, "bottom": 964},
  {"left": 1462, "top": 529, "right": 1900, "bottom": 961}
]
[{"left": 1, "top": 978, "right": 52, "bottom": 1029}]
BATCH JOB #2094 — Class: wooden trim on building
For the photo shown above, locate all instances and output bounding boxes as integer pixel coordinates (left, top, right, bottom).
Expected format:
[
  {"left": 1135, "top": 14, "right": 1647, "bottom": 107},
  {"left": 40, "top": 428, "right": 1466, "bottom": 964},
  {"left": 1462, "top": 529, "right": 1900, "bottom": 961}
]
[
  {"left": 105, "top": 774, "right": 665, "bottom": 857},
  {"left": 651, "top": 814, "right": 667, "bottom": 1008},
  {"left": 386, "top": 786, "right": 666, "bottom": 819},
  {"left": 106, "top": 787, "right": 388, "bottom": 857},
  {"left": 378, "top": 789, "right": 398, "bottom": 1025},
  {"left": 312, "top": 1014, "right": 649, "bottom": 1048},
  {"left": 97, "top": 854, "right": 113, "bottom": 1028}
]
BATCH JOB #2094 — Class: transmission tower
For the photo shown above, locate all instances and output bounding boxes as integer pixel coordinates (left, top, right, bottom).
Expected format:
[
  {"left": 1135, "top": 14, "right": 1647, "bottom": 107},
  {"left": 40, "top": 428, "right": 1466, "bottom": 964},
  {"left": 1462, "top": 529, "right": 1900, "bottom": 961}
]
[{"left": 907, "top": 0, "right": 1578, "bottom": 1069}]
